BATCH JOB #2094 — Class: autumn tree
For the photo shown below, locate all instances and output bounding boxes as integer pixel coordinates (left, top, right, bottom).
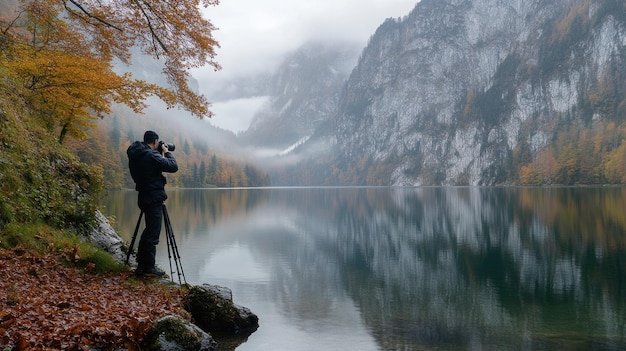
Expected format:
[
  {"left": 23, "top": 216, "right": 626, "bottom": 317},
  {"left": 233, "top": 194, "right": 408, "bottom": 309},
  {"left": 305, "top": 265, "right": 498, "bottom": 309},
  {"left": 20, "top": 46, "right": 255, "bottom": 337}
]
[{"left": 0, "top": 0, "right": 220, "bottom": 143}]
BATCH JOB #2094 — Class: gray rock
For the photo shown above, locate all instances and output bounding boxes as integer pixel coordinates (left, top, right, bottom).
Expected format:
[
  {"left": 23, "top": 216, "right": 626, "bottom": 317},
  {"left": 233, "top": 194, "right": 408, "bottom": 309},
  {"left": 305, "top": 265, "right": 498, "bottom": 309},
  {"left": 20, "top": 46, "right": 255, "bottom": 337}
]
[
  {"left": 86, "top": 212, "right": 258, "bottom": 347},
  {"left": 143, "top": 315, "right": 217, "bottom": 351},
  {"left": 183, "top": 284, "right": 259, "bottom": 336},
  {"left": 86, "top": 210, "right": 135, "bottom": 265}
]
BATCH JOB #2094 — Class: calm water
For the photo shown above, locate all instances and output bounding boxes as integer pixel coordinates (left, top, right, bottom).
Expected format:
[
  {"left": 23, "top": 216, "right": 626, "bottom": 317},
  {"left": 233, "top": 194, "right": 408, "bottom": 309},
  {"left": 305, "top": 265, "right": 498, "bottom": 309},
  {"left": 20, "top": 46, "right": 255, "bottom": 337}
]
[{"left": 100, "top": 187, "right": 626, "bottom": 351}]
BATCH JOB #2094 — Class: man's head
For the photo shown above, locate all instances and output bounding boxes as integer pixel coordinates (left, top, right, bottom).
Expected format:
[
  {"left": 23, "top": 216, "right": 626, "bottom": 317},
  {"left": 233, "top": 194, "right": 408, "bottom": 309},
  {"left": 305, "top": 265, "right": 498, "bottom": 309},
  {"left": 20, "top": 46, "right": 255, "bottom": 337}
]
[{"left": 143, "top": 130, "right": 159, "bottom": 150}]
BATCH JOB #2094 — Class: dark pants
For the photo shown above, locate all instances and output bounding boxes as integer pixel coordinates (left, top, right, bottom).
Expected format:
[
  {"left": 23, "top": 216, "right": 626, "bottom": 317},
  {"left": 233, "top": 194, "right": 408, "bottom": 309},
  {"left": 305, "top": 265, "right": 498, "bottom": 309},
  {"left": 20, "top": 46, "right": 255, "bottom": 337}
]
[{"left": 137, "top": 203, "right": 163, "bottom": 270}]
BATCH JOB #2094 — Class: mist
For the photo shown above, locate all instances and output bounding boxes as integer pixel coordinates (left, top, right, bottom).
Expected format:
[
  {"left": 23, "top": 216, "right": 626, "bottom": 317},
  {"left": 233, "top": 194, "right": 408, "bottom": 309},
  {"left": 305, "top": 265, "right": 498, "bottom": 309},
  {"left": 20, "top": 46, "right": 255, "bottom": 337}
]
[
  {"left": 195, "top": 0, "right": 420, "bottom": 133},
  {"left": 210, "top": 96, "right": 269, "bottom": 133}
]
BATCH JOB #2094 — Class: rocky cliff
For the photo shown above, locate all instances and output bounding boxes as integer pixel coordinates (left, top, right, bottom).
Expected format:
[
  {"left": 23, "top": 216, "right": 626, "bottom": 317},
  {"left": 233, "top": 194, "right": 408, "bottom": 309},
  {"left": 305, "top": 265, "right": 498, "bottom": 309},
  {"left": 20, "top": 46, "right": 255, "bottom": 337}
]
[
  {"left": 266, "top": 0, "right": 626, "bottom": 185},
  {"left": 240, "top": 41, "right": 360, "bottom": 150}
]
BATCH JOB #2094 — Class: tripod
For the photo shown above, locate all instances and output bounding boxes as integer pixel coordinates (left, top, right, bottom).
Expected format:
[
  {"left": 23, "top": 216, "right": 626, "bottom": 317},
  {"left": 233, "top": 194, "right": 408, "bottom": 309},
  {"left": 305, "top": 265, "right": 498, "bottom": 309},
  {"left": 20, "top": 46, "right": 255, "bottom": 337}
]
[{"left": 125, "top": 204, "right": 187, "bottom": 285}]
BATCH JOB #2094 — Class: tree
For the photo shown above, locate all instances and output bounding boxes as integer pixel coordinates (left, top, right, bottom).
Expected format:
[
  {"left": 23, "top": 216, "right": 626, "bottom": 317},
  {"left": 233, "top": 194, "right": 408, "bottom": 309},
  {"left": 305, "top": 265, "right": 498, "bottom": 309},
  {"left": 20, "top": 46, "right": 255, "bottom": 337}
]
[
  {"left": 1, "top": 0, "right": 220, "bottom": 142},
  {"left": 199, "top": 160, "right": 206, "bottom": 186}
]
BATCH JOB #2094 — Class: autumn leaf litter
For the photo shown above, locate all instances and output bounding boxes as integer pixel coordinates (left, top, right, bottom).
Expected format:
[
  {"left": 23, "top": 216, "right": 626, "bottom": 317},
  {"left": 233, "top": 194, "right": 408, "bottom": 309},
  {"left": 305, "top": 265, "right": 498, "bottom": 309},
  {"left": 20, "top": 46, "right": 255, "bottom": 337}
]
[{"left": 0, "top": 248, "right": 189, "bottom": 350}]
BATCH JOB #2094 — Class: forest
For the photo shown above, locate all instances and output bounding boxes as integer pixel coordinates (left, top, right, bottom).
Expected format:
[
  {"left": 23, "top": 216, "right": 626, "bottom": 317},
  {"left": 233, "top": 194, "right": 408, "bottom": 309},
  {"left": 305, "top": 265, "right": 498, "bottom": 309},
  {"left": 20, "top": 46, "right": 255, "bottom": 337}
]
[
  {"left": 0, "top": 0, "right": 269, "bottom": 192},
  {"left": 66, "top": 109, "right": 271, "bottom": 190}
]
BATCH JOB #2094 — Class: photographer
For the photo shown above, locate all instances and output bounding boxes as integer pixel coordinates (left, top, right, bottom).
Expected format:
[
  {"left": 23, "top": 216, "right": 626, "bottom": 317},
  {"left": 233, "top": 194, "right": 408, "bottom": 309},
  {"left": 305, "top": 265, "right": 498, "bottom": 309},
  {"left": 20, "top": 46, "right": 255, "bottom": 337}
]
[{"left": 127, "top": 130, "right": 178, "bottom": 277}]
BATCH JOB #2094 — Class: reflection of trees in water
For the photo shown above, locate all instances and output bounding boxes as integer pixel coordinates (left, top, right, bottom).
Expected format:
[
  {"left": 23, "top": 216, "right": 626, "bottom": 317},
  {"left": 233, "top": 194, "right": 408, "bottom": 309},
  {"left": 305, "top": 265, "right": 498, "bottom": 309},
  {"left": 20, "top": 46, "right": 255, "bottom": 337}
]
[
  {"left": 166, "top": 189, "right": 271, "bottom": 234},
  {"left": 101, "top": 188, "right": 271, "bottom": 241},
  {"left": 258, "top": 187, "right": 626, "bottom": 350},
  {"left": 102, "top": 187, "right": 626, "bottom": 350}
]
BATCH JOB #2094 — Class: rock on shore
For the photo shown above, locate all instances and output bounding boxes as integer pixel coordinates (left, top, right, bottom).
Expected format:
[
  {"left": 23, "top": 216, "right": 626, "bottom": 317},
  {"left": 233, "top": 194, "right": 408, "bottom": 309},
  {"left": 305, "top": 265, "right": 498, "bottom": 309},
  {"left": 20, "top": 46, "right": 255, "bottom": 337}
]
[{"left": 87, "top": 210, "right": 260, "bottom": 350}]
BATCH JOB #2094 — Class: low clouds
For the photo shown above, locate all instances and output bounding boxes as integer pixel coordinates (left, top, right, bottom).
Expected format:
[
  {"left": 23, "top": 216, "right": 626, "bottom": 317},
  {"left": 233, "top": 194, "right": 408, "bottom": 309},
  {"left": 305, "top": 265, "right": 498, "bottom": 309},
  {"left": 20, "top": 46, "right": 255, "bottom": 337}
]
[
  {"left": 198, "top": 0, "right": 417, "bottom": 85},
  {"left": 209, "top": 96, "right": 269, "bottom": 133},
  {"left": 195, "top": 0, "right": 418, "bottom": 131}
]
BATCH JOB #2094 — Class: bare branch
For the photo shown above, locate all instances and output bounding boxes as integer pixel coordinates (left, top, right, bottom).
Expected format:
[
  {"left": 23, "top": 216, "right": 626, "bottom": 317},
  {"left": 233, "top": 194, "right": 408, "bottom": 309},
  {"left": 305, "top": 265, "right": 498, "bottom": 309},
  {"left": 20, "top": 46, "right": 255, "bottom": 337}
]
[
  {"left": 65, "top": 0, "right": 123, "bottom": 32},
  {"left": 131, "top": 0, "right": 169, "bottom": 55},
  {"left": 1, "top": 8, "right": 26, "bottom": 36}
]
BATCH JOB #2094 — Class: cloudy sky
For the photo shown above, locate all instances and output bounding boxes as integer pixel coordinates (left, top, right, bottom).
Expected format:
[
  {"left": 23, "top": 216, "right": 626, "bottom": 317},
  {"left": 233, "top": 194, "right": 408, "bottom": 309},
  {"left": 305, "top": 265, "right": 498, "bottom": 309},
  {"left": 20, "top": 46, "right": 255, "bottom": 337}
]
[{"left": 194, "top": 0, "right": 419, "bottom": 132}]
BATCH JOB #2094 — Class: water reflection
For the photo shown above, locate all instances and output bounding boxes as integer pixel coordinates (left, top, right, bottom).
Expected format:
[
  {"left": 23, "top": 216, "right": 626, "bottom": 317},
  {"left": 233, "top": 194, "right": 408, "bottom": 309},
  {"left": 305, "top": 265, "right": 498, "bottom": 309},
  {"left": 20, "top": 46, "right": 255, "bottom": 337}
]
[{"left": 101, "top": 187, "right": 626, "bottom": 350}]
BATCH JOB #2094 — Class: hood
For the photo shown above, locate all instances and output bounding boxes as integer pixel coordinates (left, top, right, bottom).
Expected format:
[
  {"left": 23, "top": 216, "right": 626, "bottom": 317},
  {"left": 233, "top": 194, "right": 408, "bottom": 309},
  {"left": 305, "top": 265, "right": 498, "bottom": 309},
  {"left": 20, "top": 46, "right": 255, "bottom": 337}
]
[{"left": 126, "top": 141, "right": 150, "bottom": 160}]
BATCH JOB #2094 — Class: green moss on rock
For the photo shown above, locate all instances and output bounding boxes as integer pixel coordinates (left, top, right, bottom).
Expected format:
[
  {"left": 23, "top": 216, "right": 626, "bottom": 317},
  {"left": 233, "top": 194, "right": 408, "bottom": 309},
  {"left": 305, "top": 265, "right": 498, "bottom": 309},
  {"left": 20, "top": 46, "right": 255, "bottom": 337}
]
[
  {"left": 143, "top": 315, "right": 217, "bottom": 351},
  {"left": 183, "top": 284, "right": 259, "bottom": 336}
]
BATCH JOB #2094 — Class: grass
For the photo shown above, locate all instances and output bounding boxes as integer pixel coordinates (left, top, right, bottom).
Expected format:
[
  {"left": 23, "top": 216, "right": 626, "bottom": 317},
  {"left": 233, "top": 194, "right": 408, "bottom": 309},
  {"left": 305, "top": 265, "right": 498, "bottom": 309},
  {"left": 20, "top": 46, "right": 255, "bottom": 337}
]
[
  {"left": 0, "top": 222, "right": 128, "bottom": 274},
  {"left": 0, "top": 65, "right": 115, "bottom": 273}
]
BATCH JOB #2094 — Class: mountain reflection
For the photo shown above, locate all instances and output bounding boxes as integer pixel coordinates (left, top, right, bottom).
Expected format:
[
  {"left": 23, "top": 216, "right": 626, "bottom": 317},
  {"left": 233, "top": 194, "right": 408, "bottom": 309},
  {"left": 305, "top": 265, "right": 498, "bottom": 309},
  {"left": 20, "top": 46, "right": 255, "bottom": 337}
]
[{"left": 102, "top": 187, "right": 626, "bottom": 350}]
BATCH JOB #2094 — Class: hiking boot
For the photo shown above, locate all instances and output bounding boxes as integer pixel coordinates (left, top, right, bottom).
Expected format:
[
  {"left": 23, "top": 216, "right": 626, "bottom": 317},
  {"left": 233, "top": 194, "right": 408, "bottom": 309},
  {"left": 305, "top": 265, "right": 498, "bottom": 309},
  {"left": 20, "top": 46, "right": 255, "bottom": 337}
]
[{"left": 135, "top": 267, "right": 166, "bottom": 277}]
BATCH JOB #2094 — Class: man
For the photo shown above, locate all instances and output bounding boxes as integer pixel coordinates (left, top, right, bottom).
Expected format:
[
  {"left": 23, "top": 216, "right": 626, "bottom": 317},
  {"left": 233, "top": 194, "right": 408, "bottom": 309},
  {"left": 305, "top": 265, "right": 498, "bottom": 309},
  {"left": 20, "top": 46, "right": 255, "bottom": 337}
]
[{"left": 127, "top": 130, "right": 178, "bottom": 276}]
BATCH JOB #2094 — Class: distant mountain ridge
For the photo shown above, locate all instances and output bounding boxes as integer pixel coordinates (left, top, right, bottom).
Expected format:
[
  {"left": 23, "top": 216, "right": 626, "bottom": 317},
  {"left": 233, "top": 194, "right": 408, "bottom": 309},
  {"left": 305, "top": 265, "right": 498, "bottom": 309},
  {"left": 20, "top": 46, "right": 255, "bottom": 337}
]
[
  {"left": 8, "top": 0, "right": 625, "bottom": 187},
  {"left": 253, "top": 0, "right": 626, "bottom": 185},
  {"left": 239, "top": 41, "right": 361, "bottom": 150}
]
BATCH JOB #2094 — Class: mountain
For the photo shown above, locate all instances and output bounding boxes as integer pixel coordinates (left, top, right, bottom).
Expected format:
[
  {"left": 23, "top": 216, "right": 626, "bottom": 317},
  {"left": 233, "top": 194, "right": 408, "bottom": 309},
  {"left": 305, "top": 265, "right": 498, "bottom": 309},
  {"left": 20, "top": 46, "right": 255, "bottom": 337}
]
[
  {"left": 239, "top": 41, "right": 361, "bottom": 150},
  {"left": 262, "top": 0, "right": 626, "bottom": 186}
]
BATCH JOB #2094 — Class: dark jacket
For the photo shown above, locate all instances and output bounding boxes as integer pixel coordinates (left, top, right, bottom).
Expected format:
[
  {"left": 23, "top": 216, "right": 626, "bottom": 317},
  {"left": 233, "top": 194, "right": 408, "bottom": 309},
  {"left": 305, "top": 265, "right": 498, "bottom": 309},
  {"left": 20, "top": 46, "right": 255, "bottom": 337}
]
[{"left": 127, "top": 141, "right": 178, "bottom": 209}]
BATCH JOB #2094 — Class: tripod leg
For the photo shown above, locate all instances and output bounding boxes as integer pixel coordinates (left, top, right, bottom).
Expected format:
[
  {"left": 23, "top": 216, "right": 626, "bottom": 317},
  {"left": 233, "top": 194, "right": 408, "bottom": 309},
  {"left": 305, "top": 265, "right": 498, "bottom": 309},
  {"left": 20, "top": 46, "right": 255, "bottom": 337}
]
[
  {"left": 163, "top": 205, "right": 175, "bottom": 281},
  {"left": 162, "top": 204, "right": 187, "bottom": 285},
  {"left": 125, "top": 211, "right": 144, "bottom": 265}
]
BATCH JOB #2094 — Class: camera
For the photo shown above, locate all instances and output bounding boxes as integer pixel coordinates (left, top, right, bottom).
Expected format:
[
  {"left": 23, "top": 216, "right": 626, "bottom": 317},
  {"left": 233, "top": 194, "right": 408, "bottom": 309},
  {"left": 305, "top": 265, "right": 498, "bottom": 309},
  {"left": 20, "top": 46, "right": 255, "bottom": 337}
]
[{"left": 158, "top": 141, "right": 175, "bottom": 152}]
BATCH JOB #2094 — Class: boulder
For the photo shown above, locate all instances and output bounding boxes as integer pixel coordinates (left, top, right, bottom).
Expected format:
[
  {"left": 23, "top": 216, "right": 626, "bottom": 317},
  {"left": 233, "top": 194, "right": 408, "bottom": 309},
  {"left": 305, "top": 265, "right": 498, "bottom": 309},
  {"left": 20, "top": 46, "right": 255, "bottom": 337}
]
[
  {"left": 86, "top": 212, "right": 259, "bottom": 347},
  {"left": 183, "top": 284, "right": 259, "bottom": 336},
  {"left": 86, "top": 210, "right": 136, "bottom": 265},
  {"left": 143, "top": 315, "right": 217, "bottom": 351}
]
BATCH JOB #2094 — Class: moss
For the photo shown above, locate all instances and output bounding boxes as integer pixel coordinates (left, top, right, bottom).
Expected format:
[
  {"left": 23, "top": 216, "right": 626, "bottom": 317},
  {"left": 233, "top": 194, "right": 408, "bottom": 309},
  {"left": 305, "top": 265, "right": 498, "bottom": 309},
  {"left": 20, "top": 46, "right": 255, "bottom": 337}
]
[
  {"left": 0, "top": 222, "right": 127, "bottom": 274},
  {"left": 74, "top": 245, "right": 128, "bottom": 274},
  {"left": 143, "top": 315, "right": 212, "bottom": 351},
  {"left": 0, "top": 63, "right": 103, "bottom": 236},
  {"left": 182, "top": 285, "right": 259, "bottom": 337}
]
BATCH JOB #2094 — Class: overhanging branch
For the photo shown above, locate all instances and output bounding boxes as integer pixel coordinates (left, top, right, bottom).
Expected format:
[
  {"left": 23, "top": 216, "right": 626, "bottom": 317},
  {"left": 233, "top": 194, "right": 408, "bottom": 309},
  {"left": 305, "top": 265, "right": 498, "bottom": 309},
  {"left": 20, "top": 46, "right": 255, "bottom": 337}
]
[
  {"left": 65, "top": 0, "right": 123, "bottom": 32},
  {"left": 131, "top": 0, "right": 169, "bottom": 55}
]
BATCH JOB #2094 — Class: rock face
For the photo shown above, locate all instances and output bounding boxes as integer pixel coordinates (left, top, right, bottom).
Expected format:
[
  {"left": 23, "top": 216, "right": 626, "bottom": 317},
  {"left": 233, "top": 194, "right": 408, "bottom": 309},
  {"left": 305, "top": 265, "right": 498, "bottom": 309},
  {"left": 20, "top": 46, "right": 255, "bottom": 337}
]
[
  {"left": 240, "top": 41, "right": 361, "bottom": 152},
  {"left": 183, "top": 284, "right": 259, "bottom": 336},
  {"left": 143, "top": 315, "right": 217, "bottom": 351},
  {"left": 260, "top": 0, "right": 626, "bottom": 186},
  {"left": 326, "top": 0, "right": 562, "bottom": 185}
]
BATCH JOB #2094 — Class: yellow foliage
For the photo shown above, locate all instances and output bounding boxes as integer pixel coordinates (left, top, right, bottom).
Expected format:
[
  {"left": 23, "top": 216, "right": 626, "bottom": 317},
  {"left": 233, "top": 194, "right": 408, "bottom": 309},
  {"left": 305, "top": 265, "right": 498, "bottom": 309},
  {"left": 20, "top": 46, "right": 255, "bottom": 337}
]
[
  {"left": 0, "top": 0, "right": 220, "bottom": 143},
  {"left": 5, "top": 46, "right": 124, "bottom": 141},
  {"left": 518, "top": 120, "right": 626, "bottom": 185}
]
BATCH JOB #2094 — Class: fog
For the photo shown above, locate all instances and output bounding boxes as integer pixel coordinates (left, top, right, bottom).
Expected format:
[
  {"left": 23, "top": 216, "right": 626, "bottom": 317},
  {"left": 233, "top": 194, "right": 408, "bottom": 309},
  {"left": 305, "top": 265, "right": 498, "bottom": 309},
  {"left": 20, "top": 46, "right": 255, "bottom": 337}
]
[
  {"left": 195, "top": 0, "right": 420, "bottom": 132},
  {"left": 209, "top": 96, "right": 269, "bottom": 133},
  {"left": 116, "top": 1, "right": 421, "bottom": 169}
]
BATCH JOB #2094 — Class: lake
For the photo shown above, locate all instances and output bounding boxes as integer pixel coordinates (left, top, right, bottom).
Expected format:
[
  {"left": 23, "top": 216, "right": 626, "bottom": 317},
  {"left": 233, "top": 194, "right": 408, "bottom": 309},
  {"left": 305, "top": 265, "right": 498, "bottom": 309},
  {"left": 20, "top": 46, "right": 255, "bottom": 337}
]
[{"left": 100, "top": 187, "right": 626, "bottom": 351}]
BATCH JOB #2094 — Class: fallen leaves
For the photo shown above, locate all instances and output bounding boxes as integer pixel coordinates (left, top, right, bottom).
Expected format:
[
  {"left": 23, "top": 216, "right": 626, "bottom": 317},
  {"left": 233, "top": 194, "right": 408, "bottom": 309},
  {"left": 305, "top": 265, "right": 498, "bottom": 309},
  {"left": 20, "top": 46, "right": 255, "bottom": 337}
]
[{"left": 0, "top": 248, "right": 188, "bottom": 350}]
